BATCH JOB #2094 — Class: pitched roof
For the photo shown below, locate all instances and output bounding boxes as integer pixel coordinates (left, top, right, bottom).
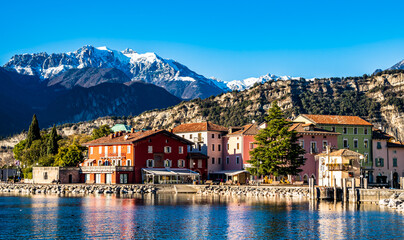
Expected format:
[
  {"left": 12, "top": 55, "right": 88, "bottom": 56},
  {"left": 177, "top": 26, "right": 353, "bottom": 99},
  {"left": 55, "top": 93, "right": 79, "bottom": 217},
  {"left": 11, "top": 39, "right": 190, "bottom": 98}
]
[
  {"left": 317, "top": 149, "right": 363, "bottom": 157},
  {"left": 387, "top": 142, "right": 404, "bottom": 148},
  {"left": 227, "top": 124, "right": 260, "bottom": 136},
  {"left": 111, "top": 124, "right": 132, "bottom": 133},
  {"left": 289, "top": 123, "right": 340, "bottom": 135},
  {"left": 372, "top": 129, "right": 393, "bottom": 140},
  {"left": 83, "top": 129, "right": 193, "bottom": 146},
  {"left": 300, "top": 114, "right": 373, "bottom": 126},
  {"left": 172, "top": 122, "right": 228, "bottom": 133}
]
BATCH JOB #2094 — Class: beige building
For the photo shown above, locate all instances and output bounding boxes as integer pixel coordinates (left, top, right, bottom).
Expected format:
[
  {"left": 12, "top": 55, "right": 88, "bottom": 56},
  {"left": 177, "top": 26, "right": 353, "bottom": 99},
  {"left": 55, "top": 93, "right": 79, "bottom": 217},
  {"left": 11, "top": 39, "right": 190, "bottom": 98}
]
[
  {"left": 316, "top": 149, "right": 363, "bottom": 187},
  {"left": 32, "top": 167, "right": 80, "bottom": 184}
]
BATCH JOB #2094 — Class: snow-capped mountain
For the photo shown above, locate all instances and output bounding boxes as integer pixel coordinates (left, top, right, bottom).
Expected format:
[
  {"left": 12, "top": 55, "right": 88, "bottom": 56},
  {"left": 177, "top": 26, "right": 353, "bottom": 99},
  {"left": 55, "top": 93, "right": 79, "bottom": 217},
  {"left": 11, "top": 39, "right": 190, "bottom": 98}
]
[
  {"left": 4, "top": 46, "right": 227, "bottom": 99},
  {"left": 387, "top": 59, "right": 404, "bottom": 70},
  {"left": 225, "top": 74, "right": 301, "bottom": 91}
]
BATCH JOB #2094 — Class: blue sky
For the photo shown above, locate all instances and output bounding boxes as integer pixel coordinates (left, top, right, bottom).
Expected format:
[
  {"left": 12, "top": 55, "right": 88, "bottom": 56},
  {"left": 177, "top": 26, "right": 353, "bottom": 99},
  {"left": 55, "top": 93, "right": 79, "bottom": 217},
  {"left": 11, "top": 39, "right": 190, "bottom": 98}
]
[{"left": 1, "top": 0, "right": 404, "bottom": 81}]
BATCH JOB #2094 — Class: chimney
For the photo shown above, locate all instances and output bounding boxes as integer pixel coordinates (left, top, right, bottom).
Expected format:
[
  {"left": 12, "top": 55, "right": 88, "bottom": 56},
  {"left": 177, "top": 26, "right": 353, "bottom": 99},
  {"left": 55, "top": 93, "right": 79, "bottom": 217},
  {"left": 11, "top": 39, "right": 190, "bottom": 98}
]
[
  {"left": 131, "top": 128, "right": 135, "bottom": 133},
  {"left": 109, "top": 134, "right": 114, "bottom": 139}
]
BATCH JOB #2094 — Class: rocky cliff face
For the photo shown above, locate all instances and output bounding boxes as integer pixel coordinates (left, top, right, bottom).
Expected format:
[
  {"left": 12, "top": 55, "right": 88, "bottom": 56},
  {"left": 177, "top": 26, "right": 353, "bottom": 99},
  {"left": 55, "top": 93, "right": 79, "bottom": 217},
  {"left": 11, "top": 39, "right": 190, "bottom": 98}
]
[{"left": 1, "top": 71, "right": 403, "bottom": 150}]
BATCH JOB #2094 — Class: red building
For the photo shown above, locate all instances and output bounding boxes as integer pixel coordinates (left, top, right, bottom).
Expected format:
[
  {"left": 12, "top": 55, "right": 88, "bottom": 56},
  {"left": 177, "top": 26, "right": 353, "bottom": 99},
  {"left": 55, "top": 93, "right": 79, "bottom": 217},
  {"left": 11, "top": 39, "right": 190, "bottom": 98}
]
[{"left": 81, "top": 129, "right": 203, "bottom": 184}]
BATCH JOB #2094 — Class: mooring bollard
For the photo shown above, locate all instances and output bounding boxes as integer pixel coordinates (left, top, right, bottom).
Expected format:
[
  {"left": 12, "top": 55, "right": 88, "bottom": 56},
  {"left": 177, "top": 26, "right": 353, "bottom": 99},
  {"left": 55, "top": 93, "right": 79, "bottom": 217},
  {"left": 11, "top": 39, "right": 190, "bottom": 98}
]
[
  {"left": 333, "top": 177, "right": 337, "bottom": 201},
  {"left": 351, "top": 178, "right": 356, "bottom": 203},
  {"left": 342, "top": 178, "right": 347, "bottom": 202},
  {"left": 364, "top": 178, "right": 368, "bottom": 189}
]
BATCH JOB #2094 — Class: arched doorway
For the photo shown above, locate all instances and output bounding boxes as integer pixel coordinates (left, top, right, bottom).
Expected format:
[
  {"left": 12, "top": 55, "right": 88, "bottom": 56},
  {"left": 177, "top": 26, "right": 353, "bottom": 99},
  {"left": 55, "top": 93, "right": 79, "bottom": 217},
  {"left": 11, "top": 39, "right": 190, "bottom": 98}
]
[{"left": 393, "top": 172, "right": 399, "bottom": 189}]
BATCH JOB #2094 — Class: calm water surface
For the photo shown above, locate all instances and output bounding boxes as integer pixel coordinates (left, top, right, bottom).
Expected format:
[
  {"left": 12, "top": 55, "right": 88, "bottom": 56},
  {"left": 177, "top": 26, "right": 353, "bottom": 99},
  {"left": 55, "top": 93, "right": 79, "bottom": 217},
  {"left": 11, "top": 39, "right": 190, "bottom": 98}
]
[{"left": 0, "top": 193, "right": 403, "bottom": 239}]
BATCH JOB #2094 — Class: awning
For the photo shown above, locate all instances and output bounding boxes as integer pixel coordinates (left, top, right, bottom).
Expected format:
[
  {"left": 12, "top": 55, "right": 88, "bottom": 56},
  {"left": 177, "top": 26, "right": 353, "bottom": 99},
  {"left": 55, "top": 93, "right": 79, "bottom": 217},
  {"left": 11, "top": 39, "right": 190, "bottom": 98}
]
[
  {"left": 142, "top": 168, "right": 200, "bottom": 176},
  {"left": 211, "top": 170, "right": 249, "bottom": 176}
]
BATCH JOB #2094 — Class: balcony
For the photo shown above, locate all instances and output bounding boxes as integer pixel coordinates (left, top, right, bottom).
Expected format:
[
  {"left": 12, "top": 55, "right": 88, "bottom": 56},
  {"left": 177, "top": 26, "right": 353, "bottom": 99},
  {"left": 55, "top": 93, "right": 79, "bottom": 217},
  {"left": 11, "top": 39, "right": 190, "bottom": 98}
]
[
  {"left": 80, "top": 166, "right": 133, "bottom": 173},
  {"left": 326, "top": 163, "right": 351, "bottom": 171},
  {"left": 310, "top": 148, "right": 319, "bottom": 154},
  {"left": 193, "top": 137, "right": 204, "bottom": 143},
  {"left": 102, "top": 153, "right": 126, "bottom": 159}
]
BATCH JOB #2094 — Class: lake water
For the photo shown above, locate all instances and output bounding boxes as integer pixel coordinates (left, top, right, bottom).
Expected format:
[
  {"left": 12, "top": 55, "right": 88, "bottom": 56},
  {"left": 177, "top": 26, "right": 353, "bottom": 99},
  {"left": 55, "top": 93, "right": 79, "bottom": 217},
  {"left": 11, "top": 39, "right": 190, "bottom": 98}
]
[{"left": 0, "top": 194, "right": 403, "bottom": 239}]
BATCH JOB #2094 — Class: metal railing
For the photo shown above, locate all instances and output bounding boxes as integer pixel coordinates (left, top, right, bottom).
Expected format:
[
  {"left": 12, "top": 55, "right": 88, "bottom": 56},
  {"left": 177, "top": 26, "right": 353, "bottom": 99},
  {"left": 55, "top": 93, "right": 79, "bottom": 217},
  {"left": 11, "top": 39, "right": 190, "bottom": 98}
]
[
  {"left": 326, "top": 164, "right": 351, "bottom": 171},
  {"left": 193, "top": 137, "right": 204, "bottom": 143},
  {"left": 80, "top": 166, "right": 133, "bottom": 173}
]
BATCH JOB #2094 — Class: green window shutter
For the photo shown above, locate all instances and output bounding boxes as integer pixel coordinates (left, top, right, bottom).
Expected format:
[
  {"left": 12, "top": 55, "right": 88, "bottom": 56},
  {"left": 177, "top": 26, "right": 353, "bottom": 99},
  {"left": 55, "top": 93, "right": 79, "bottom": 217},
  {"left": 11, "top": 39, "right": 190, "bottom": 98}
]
[{"left": 393, "top": 158, "right": 397, "bottom": 167}]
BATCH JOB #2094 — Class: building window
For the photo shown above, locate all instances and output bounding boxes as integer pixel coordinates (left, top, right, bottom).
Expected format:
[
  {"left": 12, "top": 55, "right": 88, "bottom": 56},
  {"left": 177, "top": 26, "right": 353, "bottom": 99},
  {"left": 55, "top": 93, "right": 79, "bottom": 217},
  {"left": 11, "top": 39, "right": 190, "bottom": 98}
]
[
  {"left": 198, "top": 144, "right": 202, "bottom": 151},
  {"left": 43, "top": 172, "right": 48, "bottom": 180},
  {"left": 343, "top": 127, "right": 347, "bottom": 134},
  {"left": 166, "top": 139, "right": 169, "bottom": 143},
  {"left": 226, "top": 157, "right": 229, "bottom": 164},
  {"left": 164, "top": 146, "right": 172, "bottom": 153},
  {"left": 98, "top": 160, "right": 102, "bottom": 166},
  {"left": 375, "top": 158, "right": 384, "bottom": 167},
  {"left": 112, "top": 160, "right": 116, "bottom": 166},
  {"left": 105, "top": 160, "right": 110, "bottom": 166},
  {"left": 218, "top": 157, "right": 222, "bottom": 164},
  {"left": 178, "top": 159, "right": 185, "bottom": 168},
  {"left": 190, "top": 134, "right": 193, "bottom": 140},
  {"left": 105, "top": 146, "right": 108, "bottom": 155},
  {"left": 212, "top": 134, "right": 215, "bottom": 138},
  {"left": 113, "top": 146, "right": 117, "bottom": 153},
  {"left": 218, "top": 134, "right": 221, "bottom": 139},
  {"left": 179, "top": 146, "right": 183, "bottom": 154},
  {"left": 322, "top": 140, "right": 328, "bottom": 150},
  {"left": 393, "top": 158, "right": 398, "bottom": 167},
  {"left": 249, "top": 143, "right": 254, "bottom": 150},
  {"left": 354, "top": 139, "right": 358, "bottom": 148},
  {"left": 237, "top": 143, "right": 240, "bottom": 150},
  {"left": 364, "top": 139, "right": 368, "bottom": 148},
  {"left": 310, "top": 142, "right": 317, "bottom": 154},
  {"left": 117, "top": 160, "right": 121, "bottom": 166},
  {"left": 189, "top": 145, "right": 193, "bottom": 151},
  {"left": 343, "top": 139, "right": 349, "bottom": 148},
  {"left": 236, "top": 156, "right": 240, "bottom": 164},
  {"left": 354, "top": 128, "right": 358, "bottom": 134},
  {"left": 299, "top": 140, "right": 304, "bottom": 149},
  {"left": 331, "top": 127, "right": 335, "bottom": 132},
  {"left": 393, "top": 150, "right": 396, "bottom": 154},
  {"left": 212, "top": 157, "right": 215, "bottom": 164},
  {"left": 364, "top": 153, "right": 369, "bottom": 163},
  {"left": 377, "top": 142, "right": 382, "bottom": 149},
  {"left": 148, "top": 138, "right": 152, "bottom": 143},
  {"left": 364, "top": 128, "right": 368, "bottom": 135},
  {"left": 147, "top": 159, "right": 154, "bottom": 168},
  {"left": 212, "top": 144, "right": 215, "bottom": 151},
  {"left": 148, "top": 146, "right": 153, "bottom": 153},
  {"left": 182, "top": 135, "right": 185, "bottom": 138},
  {"left": 218, "top": 144, "right": 221, "bottom": 151},
  {"left": 99, "top": 147, "right": 102, "bottom": 154},
  {"left": 90, "top": 147, "right": 93, "bottom": 154},
  {"left": 164, "top": 160, "right": 172, "bottom": 168},
  {"left": 127, "top": 145, "right": 131, "bottom": 154},
  {"left": 127, "top": 159, "right": 131, "bottom": 166}
]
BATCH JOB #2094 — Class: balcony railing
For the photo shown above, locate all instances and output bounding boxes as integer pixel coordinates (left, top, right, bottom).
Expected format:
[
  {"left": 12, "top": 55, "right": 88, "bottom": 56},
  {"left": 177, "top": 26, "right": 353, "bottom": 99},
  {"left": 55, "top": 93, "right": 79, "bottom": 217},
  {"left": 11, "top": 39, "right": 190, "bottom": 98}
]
[
  {"left": 194, "top": 137, "right": 204, "bottom": 143},
  {"left": 326, "top": 164, "right": 351, "bottom": 171},
  {"left": 310, "top": 148, "right": 319, "bottom": 154},
  {"left": 80, "top": 166, "right": 133, "bottom": 173},
  {"left": 102, "top": 153, "right": 125, "bottom": 158}
]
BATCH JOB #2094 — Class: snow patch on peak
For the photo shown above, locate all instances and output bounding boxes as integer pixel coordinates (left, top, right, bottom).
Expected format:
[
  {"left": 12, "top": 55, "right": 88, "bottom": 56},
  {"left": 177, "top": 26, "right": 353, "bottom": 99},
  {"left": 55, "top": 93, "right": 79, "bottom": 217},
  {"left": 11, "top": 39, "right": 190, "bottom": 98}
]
[{"left": 226, "top": 73, "right": 301, "bottom": 91}]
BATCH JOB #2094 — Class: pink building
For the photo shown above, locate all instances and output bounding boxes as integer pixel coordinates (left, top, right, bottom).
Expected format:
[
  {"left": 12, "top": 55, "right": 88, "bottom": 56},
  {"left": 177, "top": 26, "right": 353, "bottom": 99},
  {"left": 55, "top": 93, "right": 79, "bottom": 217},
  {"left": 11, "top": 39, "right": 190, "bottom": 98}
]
[
  {"left": 372, "top": 129, "right": 404, "bottom": 188},
  {"left": 289, "top": 123, "right": 340, "bottom": 183},
  {"left": 222, "top": 124, "right": 261, "bottom": 171}
]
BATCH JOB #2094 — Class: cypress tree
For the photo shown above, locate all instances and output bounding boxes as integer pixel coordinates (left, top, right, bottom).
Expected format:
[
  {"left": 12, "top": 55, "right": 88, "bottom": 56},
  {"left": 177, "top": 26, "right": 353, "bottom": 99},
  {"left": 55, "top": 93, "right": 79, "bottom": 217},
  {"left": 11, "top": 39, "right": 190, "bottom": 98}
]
[
  {"left": 248, "top": 102, "right": 306, "bottom": 178},
  {"left": 26, "top": 114, "right": 41, "bottom": 147},
  {"left": 47, "top": 125, "right": 59, "bottom": 155}
]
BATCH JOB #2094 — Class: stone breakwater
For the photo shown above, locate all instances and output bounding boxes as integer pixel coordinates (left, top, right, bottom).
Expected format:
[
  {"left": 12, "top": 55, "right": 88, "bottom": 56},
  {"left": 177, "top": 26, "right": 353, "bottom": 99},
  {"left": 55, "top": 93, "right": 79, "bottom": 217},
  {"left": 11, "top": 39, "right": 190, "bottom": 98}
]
[
  {"left": 379, "top": 193, "right": 404, "bottom": 211},
  {"left": 0, "top": 183, "right": 158, "bottom": 195},
  {"left": 197, "top": 186, "right": 309, "bottom": 197}
]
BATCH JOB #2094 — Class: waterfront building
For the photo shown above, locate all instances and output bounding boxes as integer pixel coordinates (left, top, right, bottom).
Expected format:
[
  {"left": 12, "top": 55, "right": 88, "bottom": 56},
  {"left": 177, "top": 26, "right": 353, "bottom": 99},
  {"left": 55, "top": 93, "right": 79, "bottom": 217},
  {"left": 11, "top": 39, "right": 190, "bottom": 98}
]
[
  {"left": 82, "top": 129, "right": 199, "bottom": 184},
  {"left": 289, "top": 122, "right": 340, "bottom": 183},
  {"left": 32, "top": 167, "right": 80, "bottom": 184},
  {"left": 294, "top": 114, "right": 373, "bottom": 179},
  {"left": 316, "top": 149, "right": 363, "bottom": 188},
  {"left": 172, "top": 122, "right": 228, "bottom": 177},
  {"left": 372, "top": 129, "right": 404, "bottom": 188}
]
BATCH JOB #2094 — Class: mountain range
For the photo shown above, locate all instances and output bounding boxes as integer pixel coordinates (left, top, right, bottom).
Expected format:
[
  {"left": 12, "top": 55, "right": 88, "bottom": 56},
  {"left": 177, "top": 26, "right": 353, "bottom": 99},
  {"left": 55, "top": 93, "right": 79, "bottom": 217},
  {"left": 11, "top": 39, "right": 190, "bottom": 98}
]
[{"left": 1, "top": 45, "right": 404, "bottom": 137}]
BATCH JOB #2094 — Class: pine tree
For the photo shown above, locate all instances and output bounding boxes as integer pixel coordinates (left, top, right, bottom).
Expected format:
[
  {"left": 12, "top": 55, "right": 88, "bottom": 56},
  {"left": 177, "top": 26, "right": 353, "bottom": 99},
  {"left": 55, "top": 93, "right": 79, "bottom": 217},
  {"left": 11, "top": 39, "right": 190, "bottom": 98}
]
[
  {"left": 248, "top": 102, "right": 305, "bottom": 178},
  {"left": 47, "top": 125, "right": 59, "bottom": 155},
  {"left": 26, "top": 114, "right": 41, "bottom": 148}
]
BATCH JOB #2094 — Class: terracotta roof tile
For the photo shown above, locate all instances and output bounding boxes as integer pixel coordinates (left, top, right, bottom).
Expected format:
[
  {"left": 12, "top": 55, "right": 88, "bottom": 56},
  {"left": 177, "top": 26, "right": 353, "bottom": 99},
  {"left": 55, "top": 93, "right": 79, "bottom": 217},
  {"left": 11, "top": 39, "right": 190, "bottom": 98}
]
[
  {"left": 289, "top": 123, "right": 340, "bottom": 135},
  {"left": 172, "top": 122, "right": 228, "bottom": 133},
  {"left": 317, "top": 149, "right": 363, "bottom": 157},
  {"left": 83, "top": 129, "right": 193, "bottom": 146},
  {"left": 302, "top": 114, "right": 372, "bottom": 126}
]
